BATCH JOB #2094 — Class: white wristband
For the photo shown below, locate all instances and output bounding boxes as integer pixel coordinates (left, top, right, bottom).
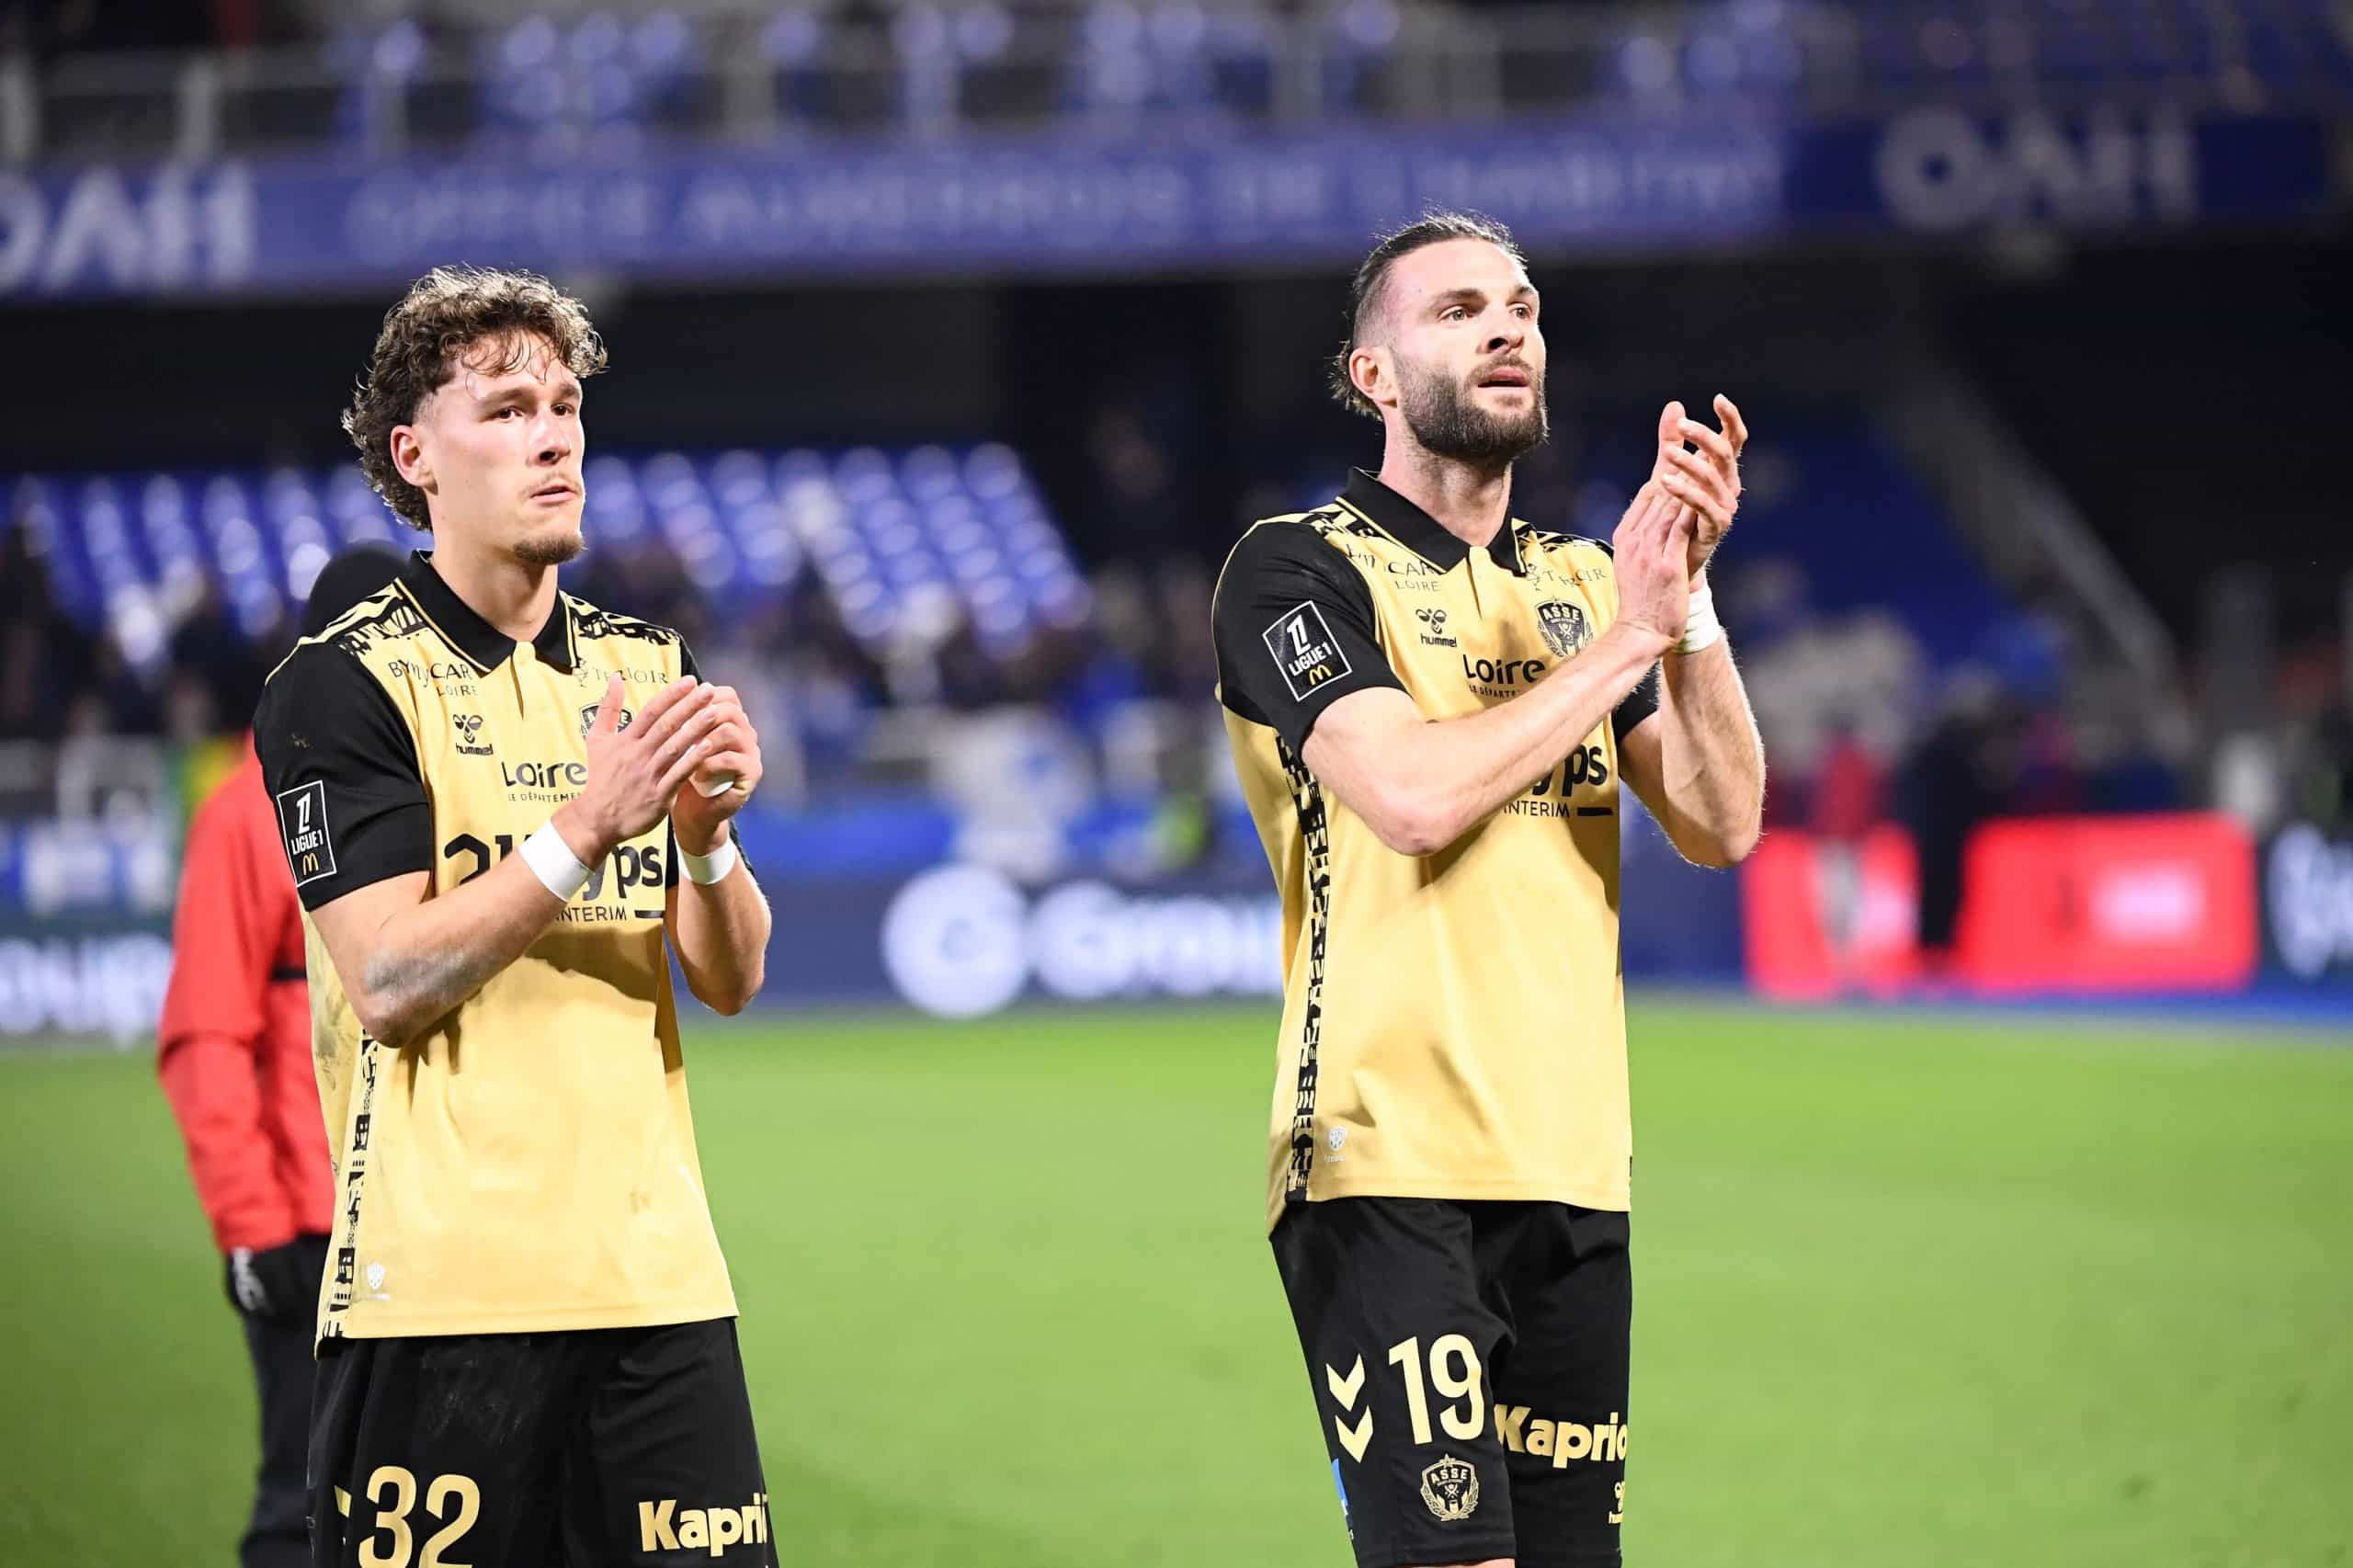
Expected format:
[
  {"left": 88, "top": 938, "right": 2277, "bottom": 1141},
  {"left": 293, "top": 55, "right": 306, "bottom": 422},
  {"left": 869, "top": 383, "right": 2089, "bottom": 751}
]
[
  {"left": 679, "top": 834, "right": 740, "bottom": 886},
  {"left": 1676, "top": 578, "right": 1725, "bottom": 655},
  {"left": 522, "top": 821, "right": 592, "bottom": 902}
]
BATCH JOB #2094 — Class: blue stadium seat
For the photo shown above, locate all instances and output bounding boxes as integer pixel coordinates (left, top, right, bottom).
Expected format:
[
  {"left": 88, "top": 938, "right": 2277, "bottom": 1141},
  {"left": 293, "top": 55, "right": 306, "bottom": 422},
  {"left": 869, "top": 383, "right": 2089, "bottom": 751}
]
[
  {"left": 1318, "top": 0, "right": 1403, "bottom": 115},
  {"left": 14, "top": 445, "right": 1074, "bottom": 666},
  {"left": 1204, "top": 6, "right": 1276, "bottom": 115},
  {"left": 12, "top": 478, "right": 97, "bottom": 620}
]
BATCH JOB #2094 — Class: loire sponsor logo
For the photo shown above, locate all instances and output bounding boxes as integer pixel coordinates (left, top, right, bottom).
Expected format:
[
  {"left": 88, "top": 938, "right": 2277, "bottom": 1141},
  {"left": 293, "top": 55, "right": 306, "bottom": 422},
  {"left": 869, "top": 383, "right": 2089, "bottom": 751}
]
[{"left": 1462, "top": 653, "right": 1547, "bottom": 696}]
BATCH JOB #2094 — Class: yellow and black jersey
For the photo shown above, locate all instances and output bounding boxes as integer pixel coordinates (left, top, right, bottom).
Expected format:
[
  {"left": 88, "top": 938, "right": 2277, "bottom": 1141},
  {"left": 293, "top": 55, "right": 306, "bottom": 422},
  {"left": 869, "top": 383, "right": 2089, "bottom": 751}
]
[
  {"left": 1212, "top": 472, "right": 1659, "bottom": 1232},
  {"left": 254, "top": 551, "right": 737, "bottom": 1343}
]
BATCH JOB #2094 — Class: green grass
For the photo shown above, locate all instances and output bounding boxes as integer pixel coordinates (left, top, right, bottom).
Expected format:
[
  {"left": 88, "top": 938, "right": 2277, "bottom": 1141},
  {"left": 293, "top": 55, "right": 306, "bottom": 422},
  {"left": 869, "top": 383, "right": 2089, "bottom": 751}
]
[{"left": 3, "top": 999, "right": 2348, "bottom": 1565}]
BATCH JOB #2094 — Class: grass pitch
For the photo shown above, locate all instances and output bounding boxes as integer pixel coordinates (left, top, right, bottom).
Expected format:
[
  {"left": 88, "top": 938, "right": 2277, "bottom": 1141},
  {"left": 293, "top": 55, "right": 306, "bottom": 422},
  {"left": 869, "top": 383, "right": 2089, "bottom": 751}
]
[{"left": 1, "top": 999, "right": 2347, "bottom": 1566}]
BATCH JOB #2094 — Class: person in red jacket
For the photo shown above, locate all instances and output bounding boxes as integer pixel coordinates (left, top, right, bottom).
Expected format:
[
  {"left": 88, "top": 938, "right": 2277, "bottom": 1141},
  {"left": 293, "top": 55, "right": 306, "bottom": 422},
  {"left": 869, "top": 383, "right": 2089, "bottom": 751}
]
[{"left": 158, "top": 544, "right": 401, "bottom": 1568}]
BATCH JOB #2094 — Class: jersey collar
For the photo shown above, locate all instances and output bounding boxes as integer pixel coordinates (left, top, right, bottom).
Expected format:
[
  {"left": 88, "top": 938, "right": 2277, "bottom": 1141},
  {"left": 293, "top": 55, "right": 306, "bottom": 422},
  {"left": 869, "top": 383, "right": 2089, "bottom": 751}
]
[
  {"left": 396, "top": 551, "right": 579, "bottom": 673},
  {"left": 1336, "top": 471, "right": 1524, "bottom": 575}
]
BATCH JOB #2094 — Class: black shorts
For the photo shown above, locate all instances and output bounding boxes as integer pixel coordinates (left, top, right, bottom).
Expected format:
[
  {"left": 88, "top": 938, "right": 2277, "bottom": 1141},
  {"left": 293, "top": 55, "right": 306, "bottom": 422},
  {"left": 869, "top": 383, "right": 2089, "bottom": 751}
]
[
  {"left": 309, "top": 1317, "right": 770, "bottom": 1567},
  {"left": 1272, "top": 1198, "right": 1632, "bottom": 1568}
]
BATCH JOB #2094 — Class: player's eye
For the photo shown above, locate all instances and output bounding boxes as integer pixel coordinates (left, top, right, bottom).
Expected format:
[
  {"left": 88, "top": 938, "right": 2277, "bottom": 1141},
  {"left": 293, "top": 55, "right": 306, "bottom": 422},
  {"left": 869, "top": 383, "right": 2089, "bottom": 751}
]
[
  {"left": 1441, "top": 306, "right": 1469, "bottom": 322},
  {"left": 554, "top": 403, "right": 575, "bottom": 417}
]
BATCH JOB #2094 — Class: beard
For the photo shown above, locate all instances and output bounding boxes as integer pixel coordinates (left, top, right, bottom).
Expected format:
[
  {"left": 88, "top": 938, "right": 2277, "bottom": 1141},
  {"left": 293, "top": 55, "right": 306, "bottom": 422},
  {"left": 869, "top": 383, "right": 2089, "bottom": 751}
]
[
  {"left": 513, "top": 527, "right": 585, "bottom": 568},
  {"left": 1398, "top": 356, "right": 1549, "bottom": 467}
]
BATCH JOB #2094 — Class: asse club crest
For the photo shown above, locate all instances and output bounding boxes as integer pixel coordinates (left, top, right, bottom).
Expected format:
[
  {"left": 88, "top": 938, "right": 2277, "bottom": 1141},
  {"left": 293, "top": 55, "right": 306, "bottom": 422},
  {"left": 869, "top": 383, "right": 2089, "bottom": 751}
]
[
  {"left": 1419, "top": 1454, "right": 1481, "bottom": 1522},
  {"left": 1536, "top": 600, "right": 1591, "bottom": 659},
  {"left": 580, "top": 704, "right": 635, "bottom": 735}
]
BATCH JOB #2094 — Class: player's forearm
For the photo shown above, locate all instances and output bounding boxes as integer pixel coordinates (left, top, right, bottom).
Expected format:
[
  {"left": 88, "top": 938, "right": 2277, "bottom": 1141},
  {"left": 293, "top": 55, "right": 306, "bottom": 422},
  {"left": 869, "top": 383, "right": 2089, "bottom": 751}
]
[
  {"left": 1649, "top": 638, "right": 1765, "bottom": 867},
  {"left": 669, "top": 851, "right": 769, "bottom": 1015},
  {"left": 354, "top": 853, "right": 567, "bottom": 1047},
  {"left": 1399, "top": 620, "right": 1667, "bottom": 852}
]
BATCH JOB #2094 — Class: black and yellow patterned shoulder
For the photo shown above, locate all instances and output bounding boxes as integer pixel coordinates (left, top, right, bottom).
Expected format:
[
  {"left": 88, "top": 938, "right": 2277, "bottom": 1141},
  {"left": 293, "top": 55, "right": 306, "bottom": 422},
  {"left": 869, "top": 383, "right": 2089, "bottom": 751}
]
[
  {"left": 566, "top": 596, "right": 692, "bottom": 683},
  {"left": 1291, "top": 502, "right": 1380, "bottom": 543},
  {"left": 566, "top": 596, "right": 687, "bottom": 649},
  {"left": 1517, "top": 527, "right": 1617, "bottom": 569},
  {"left": 1514, "top": 521, "right": 1613, "bottom": 555},
  {"left": 567, "top": 597, "right": 684, "bottom": 650},
  {"left": 1222, "top": 506, "right": 1350, "bottom": 588},
  {"left": 261, "top": 585, "right": 414, "bottom": 687}
]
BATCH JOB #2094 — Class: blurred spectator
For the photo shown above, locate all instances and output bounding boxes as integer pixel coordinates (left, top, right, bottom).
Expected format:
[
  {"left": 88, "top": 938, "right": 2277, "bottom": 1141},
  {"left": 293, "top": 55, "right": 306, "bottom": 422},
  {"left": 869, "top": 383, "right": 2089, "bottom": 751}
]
[
  {"left": 153, "top": 543, "right": 402, "bottom": 1568},
  {"left": 0, "top": 523, "right": 85, "bottom": 742},
  {"left": 1902, "top": 676, "right": 2002, "bottom": 971},
  {"left": 2293, "top": 699, "right": 2353, "bottom": 831},
  {"left": 167, "top": 584, "right": 272, "bottom": 742},
  {"left": 1810, "top": 719, "right": 1886, "bottom": 959}
]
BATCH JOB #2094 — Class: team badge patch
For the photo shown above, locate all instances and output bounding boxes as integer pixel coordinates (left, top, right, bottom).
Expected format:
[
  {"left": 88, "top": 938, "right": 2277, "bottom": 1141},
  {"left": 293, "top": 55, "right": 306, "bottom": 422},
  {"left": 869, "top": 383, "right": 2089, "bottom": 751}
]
[
  {"left": 1263, "top": 602, "right": 1352, "bottom": 701},
  {"left": 275, "top": 781, "right": 335, "bottom": 886},
  {"left": 1537, "top": 600, "right": 1591, "bottom": 658},
  {"left": 579, "top": 704, "right": 635, "bottom": 735},
  {"left": 1419, "top": 1454, "right": 1481, "bottom": 1522}
]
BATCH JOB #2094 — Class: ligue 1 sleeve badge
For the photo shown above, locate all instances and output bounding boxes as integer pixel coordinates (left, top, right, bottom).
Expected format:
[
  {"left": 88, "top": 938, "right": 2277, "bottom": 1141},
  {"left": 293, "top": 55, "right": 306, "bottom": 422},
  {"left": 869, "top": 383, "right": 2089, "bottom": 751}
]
[
  {"left": 1537, "top": 600, "right": 1591, "bottom": 658},
  {"left": 1419, "top": 1454, "right": 1481, "bottom": 1522}
]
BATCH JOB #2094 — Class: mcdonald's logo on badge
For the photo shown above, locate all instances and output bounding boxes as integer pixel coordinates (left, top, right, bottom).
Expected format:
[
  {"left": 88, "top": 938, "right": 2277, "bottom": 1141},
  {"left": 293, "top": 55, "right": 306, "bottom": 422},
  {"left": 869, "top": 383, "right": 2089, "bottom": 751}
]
[{"left": 275, "top": 781, "right": 336, "bottom": 887}]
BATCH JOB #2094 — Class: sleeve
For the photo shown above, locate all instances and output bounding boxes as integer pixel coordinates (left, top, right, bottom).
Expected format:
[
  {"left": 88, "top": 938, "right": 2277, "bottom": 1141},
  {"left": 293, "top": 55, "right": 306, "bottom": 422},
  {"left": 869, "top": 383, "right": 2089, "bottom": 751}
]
[
  {"left": 1613, "top": 665, "right": 1659, "bottom": 744},
  {"left": 252, "top": 644, "right": 433, "bottom": 911},
  {"left": 1211, "top": 524, "right": 1405, "bottom": 751},
  {"left": 155, "top": 780, "right": 299, "bottom": 1254}
]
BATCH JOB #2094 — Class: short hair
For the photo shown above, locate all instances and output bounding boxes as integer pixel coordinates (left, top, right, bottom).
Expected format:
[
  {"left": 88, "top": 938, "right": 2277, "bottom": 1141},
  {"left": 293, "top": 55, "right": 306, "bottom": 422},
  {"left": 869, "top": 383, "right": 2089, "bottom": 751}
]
[
  {"left": 1327, "top": 210, "right": 1528, "bottom": 422},
  {"left": 343, "top": 266, "right": 608, "bottom": 530}
]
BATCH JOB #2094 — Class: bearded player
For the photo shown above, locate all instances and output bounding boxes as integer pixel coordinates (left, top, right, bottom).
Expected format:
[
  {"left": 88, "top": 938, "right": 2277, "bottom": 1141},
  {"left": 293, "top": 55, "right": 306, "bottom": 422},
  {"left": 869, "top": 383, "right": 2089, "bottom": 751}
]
[{"left": 1211, "top": 212, "right": 1765, "bottom": 1568}]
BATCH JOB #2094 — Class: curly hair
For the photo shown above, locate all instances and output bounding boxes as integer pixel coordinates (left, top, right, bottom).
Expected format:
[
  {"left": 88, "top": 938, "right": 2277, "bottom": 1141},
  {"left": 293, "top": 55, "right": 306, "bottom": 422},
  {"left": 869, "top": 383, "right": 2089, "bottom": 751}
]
[
  {"left": 343, "top": 266, "right": 608, "bottom": 530},
  {"left": 1327, "top": 210, "right": 1527, "bottom": 422}
]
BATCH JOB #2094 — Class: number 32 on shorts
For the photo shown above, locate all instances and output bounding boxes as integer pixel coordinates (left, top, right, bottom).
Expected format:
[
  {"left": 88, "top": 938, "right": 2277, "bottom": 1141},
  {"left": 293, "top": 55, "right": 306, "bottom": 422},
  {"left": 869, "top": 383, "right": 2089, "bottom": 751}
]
[{"left": 342, "top": 1466, "right": 481, "bottom": 1568}]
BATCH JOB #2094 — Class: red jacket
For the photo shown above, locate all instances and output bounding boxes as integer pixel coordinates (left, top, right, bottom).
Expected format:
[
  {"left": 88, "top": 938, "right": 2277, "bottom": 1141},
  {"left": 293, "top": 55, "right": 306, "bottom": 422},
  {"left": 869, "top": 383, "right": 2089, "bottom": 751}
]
[{"left": 157, "top": 738, "right": 333, "bottom": 1252}]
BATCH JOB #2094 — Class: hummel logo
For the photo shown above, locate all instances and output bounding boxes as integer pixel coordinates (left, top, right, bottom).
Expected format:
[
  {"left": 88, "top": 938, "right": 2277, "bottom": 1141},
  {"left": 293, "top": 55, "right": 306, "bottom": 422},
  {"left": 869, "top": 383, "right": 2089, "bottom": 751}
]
[{"left": 1326, "top": 1357, "right": 1374, "bottom": 1461}]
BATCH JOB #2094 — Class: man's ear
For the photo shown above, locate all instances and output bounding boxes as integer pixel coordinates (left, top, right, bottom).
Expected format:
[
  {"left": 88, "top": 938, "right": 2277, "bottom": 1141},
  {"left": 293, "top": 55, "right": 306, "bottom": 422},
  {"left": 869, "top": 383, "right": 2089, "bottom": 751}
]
[
  {"left": 1350, "top": 344, "right": 1393, "bottom": 412},
  {"left": 390, "top": 425, "right": 431, "bottom": 494}
]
